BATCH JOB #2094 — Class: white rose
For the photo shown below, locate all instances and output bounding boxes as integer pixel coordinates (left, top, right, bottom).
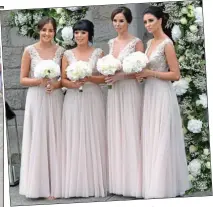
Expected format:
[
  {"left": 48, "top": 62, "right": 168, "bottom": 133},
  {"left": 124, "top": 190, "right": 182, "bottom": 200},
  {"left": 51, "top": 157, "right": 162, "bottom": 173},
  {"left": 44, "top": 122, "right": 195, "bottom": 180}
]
[
  {"left": 196, "top": 93, "right": 207, "bottom": 108},
  {"left": 173, "top": 78, "right": 189, "bottom": 96},
  {"left": 187, "top": 119, "right": 202, "bottom": 133},
  {"left": 181, "top": 7, "right": 188, "bottom": 14},
  {"left": 178, "top": 56, "right": 185, "bottom": 63},
  {"left": 188, "top": 159, "right": 201, "bottom": 177},
  {"left": 56, "top": 8, "right": 63, "bottom": 14},
  {"left": 180, "top": 17, "right": 187, "bottom": 25},
  {"left": 189, "top": 25, "right": 198, "bottom": 33},
  {"left": 61, "top": 26, "right": 73, "bottom": 45},
  {"left": 203, "top": 149, "right": 209, "bottom": 155},
  {"left": 189, "top": 145, "right": 197, "bottom": 153},
  {"left": 171, "top": 25, "right": 182, "bottom": 42},
  {"left": 206, "top": 162, "right": 211, "bottom": 169}
]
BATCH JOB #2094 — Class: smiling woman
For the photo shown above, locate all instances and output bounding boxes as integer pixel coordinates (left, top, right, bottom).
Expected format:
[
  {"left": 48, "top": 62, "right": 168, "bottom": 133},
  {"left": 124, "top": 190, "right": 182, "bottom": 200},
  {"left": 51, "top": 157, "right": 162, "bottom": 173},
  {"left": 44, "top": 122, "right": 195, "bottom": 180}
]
[{"left": 19, "top": 16, "right": 65, "bottom": 199}]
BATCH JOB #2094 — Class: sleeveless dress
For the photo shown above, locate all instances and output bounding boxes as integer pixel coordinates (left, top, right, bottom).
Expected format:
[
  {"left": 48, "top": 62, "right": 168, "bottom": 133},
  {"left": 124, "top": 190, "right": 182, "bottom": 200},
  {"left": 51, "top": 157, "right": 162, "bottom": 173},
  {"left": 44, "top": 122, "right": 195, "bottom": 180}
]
[
  {"left": 19, "top": 45, "right": 65, "bottom": 198},
  {"left": 141, "top": 38, "right": 190, "bottom": 199},
  {"left": 107, "top": 37, "right": 143, "bottom": 197},
  {"left": 61, "top": 48, "right": 107, "bottom": 198}
]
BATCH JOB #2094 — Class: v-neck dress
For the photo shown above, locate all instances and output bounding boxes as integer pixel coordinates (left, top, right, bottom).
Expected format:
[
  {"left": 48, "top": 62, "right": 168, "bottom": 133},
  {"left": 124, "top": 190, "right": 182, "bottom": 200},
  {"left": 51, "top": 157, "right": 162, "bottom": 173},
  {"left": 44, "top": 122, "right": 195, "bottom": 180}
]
[
  {"left": 19, "top": 44, "right": 65, "bottom": 198},
  {"left": 141, "top": 38, "right": 190, "bottom": 199},
  {"left": 61, "top": 48, "right": 108, "bottom": 198},
  {"left": 107, "top": 37, "right": 143, "bottom": 197}
]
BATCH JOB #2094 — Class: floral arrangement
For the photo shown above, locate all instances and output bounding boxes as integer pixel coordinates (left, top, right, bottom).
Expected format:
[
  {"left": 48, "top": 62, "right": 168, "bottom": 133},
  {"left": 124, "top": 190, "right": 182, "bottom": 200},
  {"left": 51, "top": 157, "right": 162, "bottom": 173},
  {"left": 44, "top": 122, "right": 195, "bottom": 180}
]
[
  {"left": 9, "top": 6, "right": 88, "bottom": 48},
  {"left": 97, "top": 54, "right": 122, "bottom": 89},
  {"left": 152, "top": 0, "right": 211, "bottom": 193},
  {"left": 122, "top": 51, "right": 149, "bottom": 73},
  {"left": 66, "top": 61, "right": 92, "bottom": 92},
  {"left": 34, "top": 60, "right": 61, "bottom": 79}
]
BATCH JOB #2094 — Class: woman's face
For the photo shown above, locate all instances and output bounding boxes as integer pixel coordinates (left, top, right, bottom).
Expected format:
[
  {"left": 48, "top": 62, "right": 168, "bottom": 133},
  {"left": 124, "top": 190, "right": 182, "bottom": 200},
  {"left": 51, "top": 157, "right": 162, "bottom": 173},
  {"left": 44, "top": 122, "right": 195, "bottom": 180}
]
[
  {"left": 112, "top": 12, "right": 129, "bottom": 34},
  {"left": 74, "top": 30, "right": 89, "bottom": 46},
  {"left": 143, "top": 13, "right": 162, "bottom": 33},
  {"left": 39, "top": 22, "right": 55, "bottom": 43}
]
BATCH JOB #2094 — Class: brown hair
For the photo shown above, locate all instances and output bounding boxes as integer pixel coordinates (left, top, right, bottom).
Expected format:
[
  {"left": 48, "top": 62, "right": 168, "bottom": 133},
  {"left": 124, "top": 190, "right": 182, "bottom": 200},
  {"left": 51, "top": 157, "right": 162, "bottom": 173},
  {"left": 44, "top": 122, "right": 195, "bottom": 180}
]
[{"left": 111, "top": 6, "right": 133, "bottom": 24}]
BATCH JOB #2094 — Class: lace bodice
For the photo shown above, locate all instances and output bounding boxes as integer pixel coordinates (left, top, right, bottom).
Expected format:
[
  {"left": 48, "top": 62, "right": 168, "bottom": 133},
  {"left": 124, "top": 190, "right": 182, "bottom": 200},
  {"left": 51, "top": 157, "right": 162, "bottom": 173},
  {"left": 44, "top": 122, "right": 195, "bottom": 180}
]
[
  {"left": 64, "top": 48, "right": 103, "bottom": 74},
  {"left": 25, "top": 44, "right": 65, "bottom": 77},
  {"left": 108, "top": 37, "right": 141, "bottom": 64},
  {"left": 145, "top": 38, "right": 173, "bottom": 72}
]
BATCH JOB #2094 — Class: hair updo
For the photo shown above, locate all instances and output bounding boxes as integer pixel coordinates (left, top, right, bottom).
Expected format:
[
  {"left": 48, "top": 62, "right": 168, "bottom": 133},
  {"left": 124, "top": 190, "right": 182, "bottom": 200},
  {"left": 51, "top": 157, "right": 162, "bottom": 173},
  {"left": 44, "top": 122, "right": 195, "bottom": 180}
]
[{"left": 111, "top": 6, "right": 133, "bottom": 24}]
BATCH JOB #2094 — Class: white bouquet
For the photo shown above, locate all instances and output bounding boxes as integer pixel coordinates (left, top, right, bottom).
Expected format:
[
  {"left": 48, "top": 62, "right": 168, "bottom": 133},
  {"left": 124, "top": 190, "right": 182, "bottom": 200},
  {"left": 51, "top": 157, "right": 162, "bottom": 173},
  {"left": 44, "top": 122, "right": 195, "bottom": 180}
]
[
  {"left": 97, "top": 54, "right": 122, "bottom": 89},
  {"left": 66, "top": 60, "right": 92, "bottom": 92},
  {"left": 34, "top": 60, "right": 61, "bottom": 79},
  {"left": 122, "top": 51, "right": 149, "bottom": 74}
]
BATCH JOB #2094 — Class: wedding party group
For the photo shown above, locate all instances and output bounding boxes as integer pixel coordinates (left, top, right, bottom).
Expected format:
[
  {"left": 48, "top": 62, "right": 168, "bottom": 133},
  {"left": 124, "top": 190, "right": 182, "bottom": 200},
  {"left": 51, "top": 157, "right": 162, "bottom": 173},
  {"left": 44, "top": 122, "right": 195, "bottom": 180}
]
[{"left": 18, "top": 5, "right": 191, "bottom": 201}]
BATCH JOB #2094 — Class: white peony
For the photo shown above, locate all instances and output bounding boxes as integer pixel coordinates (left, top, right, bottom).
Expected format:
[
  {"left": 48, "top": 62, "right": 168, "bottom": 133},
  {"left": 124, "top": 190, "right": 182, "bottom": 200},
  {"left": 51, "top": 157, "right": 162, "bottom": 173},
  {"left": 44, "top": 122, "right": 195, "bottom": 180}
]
[
  {"left": 206, "top": 162, "right": 211, "bottom": 169},
  {"left": 61, "top": 26, "right": 73, "bottom": 45},
  {"left": 187, "top": 119, "right": 202, "bottom": 133},
  {"left": 97, "top": 55, "right": 121, "bottom": 89},
  {"left": 34, "top": 60, "right": 61, "bottom": 79},
  {"left": 66, "top": 61, "right": 92, "bottom": 81},
  {"left": 171, "top": 25, "right": 182, "bottom": 42},
  {"left": 203, "top": 149, "right": 210, "bottom": 156},
  {"left": 189, "top": 25, "right": 198, "bottom": 33},
  {"left": 173, "top": 78, "right": 189, "bottom": 96},
  {"left": 97, "top": 54, "right": 121, "bottom": 76},
  {"left": 188, "top": 159, "right": 201, "bottom": 177},
  {"left": 122, "top": 51, "right": 148, "bottom": 73},
  {"left": 66, "top": 61, "right": 92, "bottom": 92},
  {"left": 196, "top": 93, "right": 207, "bottom": 109},
  {"left": 189, "top": 145, "right": 197, "bottom": 153},
  {"left": 181, "top": 7, "right": 188, "bottom": 14},
  {"left": 194, "top": 7, "right": 203, "bottom": 26},
  {"left": 180, "top": 17, "right": 187, "bottom": 25}
]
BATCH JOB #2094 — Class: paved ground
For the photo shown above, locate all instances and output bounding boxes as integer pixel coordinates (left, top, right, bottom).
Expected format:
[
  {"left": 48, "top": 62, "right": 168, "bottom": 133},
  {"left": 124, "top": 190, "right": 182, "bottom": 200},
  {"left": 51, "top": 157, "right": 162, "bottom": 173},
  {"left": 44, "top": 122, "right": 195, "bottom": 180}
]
[{"left": 8, "top": 185, "right": 212, "bottom": 206}]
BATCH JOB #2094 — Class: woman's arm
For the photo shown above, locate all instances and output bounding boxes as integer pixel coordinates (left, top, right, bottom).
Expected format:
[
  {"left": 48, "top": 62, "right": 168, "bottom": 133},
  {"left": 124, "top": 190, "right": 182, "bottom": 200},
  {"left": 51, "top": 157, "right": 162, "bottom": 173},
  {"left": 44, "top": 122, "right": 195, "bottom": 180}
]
[{"left": 136, "top": 42, "right": 180, "bottom": 81}]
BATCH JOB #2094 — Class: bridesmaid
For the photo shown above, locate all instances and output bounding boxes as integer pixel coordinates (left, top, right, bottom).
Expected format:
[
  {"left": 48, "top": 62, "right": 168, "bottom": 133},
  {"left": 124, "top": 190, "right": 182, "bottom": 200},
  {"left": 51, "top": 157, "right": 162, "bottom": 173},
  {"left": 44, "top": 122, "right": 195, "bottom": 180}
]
[
  {"left": 61, "top": 19, "right": 107, "bottom": 198},
  {"left": 136, "top": 6, "right": 190, "bottom": 199},
  {"left": 105, "top": 6, "right": 144, "bottom": 197},
  {"left": 19, "top": 17, "right": 65, "bottom": 199}
]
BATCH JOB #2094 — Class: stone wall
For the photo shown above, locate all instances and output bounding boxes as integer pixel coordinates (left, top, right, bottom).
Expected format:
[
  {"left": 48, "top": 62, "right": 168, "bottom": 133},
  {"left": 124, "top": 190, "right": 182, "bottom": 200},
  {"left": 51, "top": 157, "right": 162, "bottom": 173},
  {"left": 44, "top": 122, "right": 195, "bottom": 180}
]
[{"left": 1, "top": 3, "right": 150, "bottom": 155}]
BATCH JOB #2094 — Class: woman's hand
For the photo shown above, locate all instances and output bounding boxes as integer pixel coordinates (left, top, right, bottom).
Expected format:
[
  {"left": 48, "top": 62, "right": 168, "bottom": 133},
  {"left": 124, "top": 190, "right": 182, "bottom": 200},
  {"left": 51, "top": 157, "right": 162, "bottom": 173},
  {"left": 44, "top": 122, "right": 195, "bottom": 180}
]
[
  {"left": 39, "top": 78, "right": 50, "bottom": 87},
  {"left": 105, "top": 72, "right": 125, "bottom": 84},
  {"left": 135, "top": 69, "right": 152, "bottom": 81}
]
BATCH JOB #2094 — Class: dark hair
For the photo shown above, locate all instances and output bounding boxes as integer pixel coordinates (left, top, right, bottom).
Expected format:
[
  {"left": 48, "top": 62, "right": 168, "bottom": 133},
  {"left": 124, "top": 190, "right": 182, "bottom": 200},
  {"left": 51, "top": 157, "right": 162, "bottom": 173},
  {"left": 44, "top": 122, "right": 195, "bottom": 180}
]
[
  {"left": 37, "top": 16, "right": 57, "bottom": 34},
  {"left": 73, "top": 19, "right": 94, "bottom": 42},
  {"left": 143, "top": 6, "right": 173, "bottom": 41},
  {"left": 111, "top": 6, "right": 132, "bottom": 24}
]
